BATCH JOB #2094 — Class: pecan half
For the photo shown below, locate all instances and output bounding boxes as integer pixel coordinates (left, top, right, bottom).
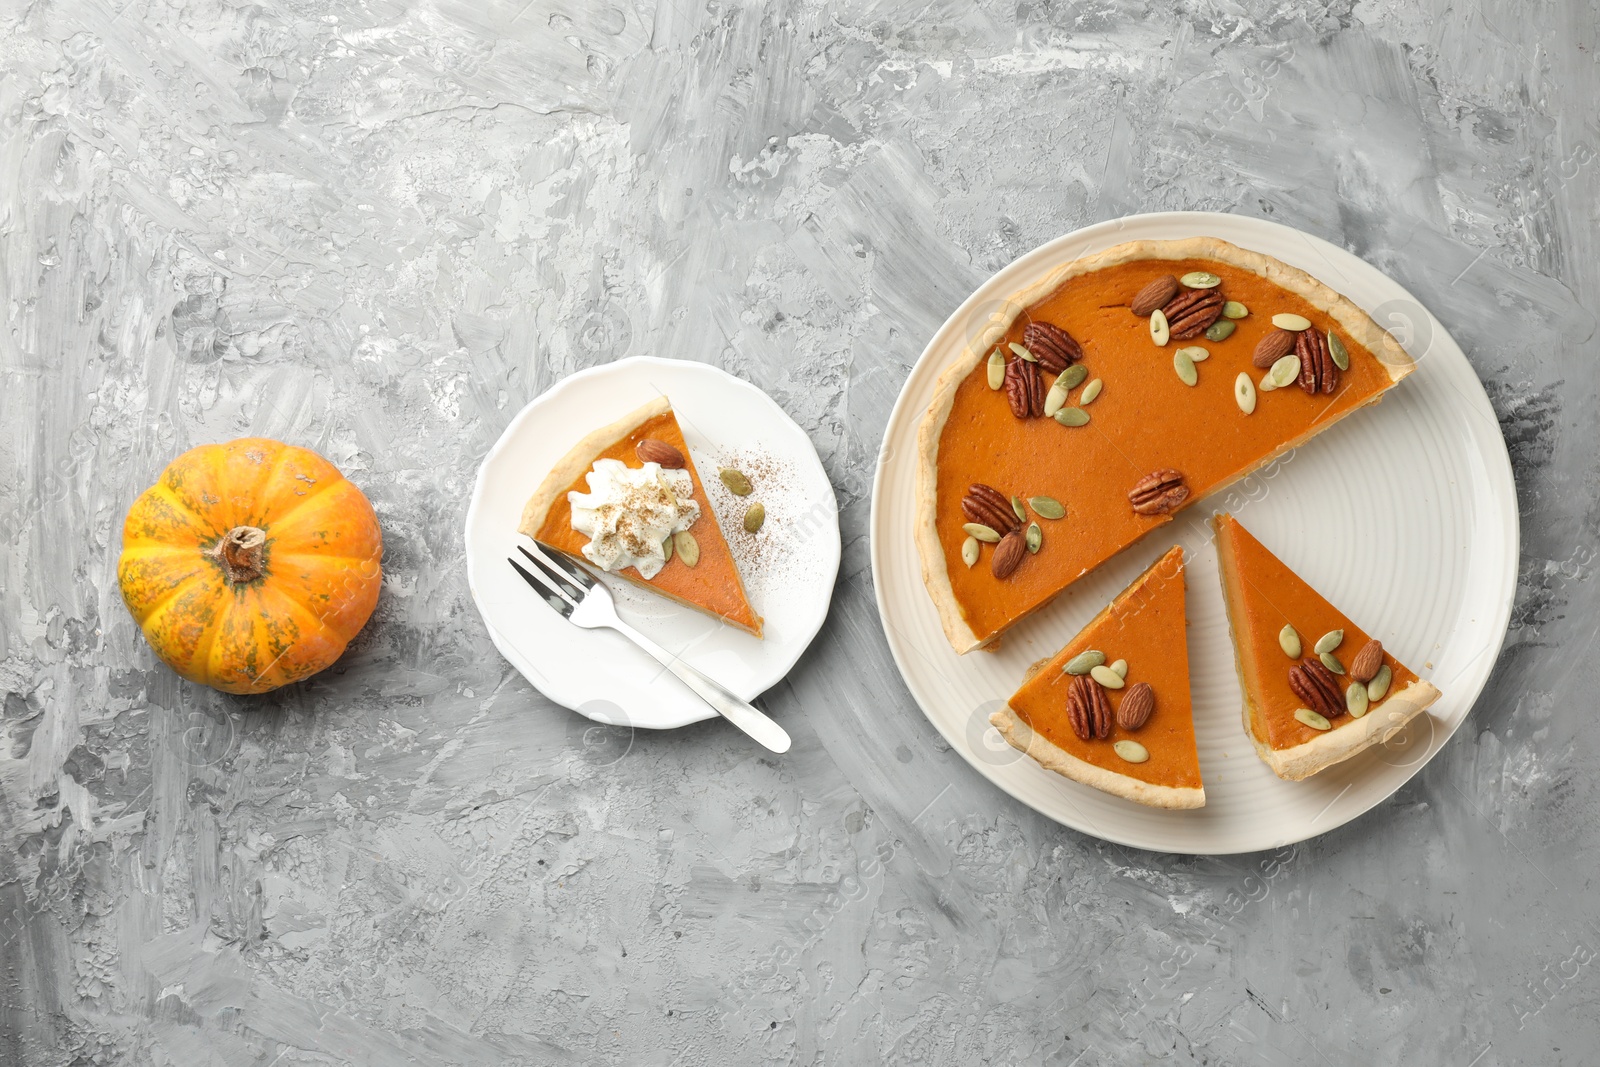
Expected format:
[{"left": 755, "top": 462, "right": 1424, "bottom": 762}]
[
  {"left": 1289, "top": 657, "right": 1344, "bottom": 717},
  {"left": 1003, "top": 355, "right": 1043, "bottom": 418},
  {"left": 1162, "top": 289, "right": 1225, "bottom": 340},
  {"left": 1349, "top": 639, "right": 1384, "bottom": 684},
  {"left": 1130, "top": 275, "right": 1180, "bottom": 317},
  {"left": 1252, "top": 329, "right": 1296, "bottom": 369},
  {"left": 1117, "top": 681, "right": 1155, "bottom": 731},
  {"left": 635, "top": 438, "right": 686, "bottom": 469},
  {"left": 1128, "top": 469, "right": 1190, "bottom": 516},
  {"left": 992, "top": 529, "right": 1026, "bottom": 579},
  {"left": 963, "top": 483, "right": 1021, "bottom": 534},
  {"left": 1296, "top": 328, "right": 1338, "bottom": 395},
  {"left": 1022, "top": 322, "right": 1082, "bottom": 374},
  {"left": 1068, "top": 674, "right": 1113, "bottom": 741}
]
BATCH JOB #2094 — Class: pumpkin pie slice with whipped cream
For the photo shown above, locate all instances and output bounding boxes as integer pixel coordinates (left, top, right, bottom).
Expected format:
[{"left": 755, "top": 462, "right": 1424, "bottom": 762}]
[
  {"left": 992, "top": 546, "right": 1204, "bottom": 809},
  {"left": 518, "top": 396, "right": 763, "bottom": 637},
  {"left": 1213, "top": 513, "right": 1439, "bottom": 781}
]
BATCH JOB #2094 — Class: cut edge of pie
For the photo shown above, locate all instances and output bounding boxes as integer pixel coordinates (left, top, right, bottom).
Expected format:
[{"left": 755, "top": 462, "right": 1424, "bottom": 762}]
[
  {"left": 915, "top": 235, "right": 1416, "bottom": 655},
  {"left": 517, "top": 395, "right": 764, "bottom": 638},
  {"left": 1212, "top": 512, "right": 1440, "bottom": 781},
  {"left": 990, "top": 546, "right": 1204, "bottom": 810}
]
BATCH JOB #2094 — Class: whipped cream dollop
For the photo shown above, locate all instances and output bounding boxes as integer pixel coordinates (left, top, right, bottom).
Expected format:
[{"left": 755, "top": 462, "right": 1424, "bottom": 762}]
[{"left": 569, "top": 458, "right": 700, "bottom": 579}]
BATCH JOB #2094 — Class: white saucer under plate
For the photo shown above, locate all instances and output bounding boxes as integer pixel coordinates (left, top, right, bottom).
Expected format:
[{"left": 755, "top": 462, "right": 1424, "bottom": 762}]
[
  {"left": 870, "top": 212, "right": 1518, "bottom": 855},
  {"left": 466, "top": 356, "right": 841, "bottom": 730}
]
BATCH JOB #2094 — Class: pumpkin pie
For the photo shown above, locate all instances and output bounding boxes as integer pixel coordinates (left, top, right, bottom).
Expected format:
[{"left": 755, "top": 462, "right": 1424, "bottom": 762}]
[
  {"left": 916, "top": 236, "right": 1416, "bottom": 653},
  {"left": 518, "top": 396, "right": 763, "bottom": 637},
  {"left": 991, "top": 546, "right": 1203, "bottom": 809},
  {"left": 1213, "top": 513, "right": 1440, "bottom": 781}
]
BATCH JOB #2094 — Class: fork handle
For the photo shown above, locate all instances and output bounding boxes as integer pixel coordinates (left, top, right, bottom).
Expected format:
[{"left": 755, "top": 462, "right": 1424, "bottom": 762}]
[{"left": 607, "top": 620, "right": 792, "bottom": 753}]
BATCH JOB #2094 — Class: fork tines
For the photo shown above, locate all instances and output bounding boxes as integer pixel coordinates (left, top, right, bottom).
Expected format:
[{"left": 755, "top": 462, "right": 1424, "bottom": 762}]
[
  {"left": 509, "top": 543, "right": 597, "bottom": 616},
  {"left": 523, "top": 544, "right": 597, "bottom": 591}
]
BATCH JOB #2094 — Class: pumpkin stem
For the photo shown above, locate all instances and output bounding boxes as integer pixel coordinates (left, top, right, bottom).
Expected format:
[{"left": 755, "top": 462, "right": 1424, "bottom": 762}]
[{"left": 211, "top": 526, "right": 267, "bottom": 584}]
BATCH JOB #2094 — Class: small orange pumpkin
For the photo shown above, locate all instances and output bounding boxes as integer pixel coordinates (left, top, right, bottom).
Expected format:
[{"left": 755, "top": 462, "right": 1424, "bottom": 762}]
[{"left": 118, "top": 438, "right": 383, "bottom": 694}]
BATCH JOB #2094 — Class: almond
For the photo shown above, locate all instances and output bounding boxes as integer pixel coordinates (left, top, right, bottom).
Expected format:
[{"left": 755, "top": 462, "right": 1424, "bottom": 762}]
[
  {"left": 1130, "top": 275, "right": 1180, "bottom": 317},
  {"left": 1117, "top": 682, "right": 1155, "bottom": 731},
  {"left": 1349, "top": 639, "right": 1384, "bottom": 683},
  {"left": 635, "top": 438, "right": 686, "bottom": 469},
  {"left": 1252, "top": 329, "right": 1296, "bottom": 369},
  {"left": 991, "top": 529, "right": 1027, "bottom": 579}
]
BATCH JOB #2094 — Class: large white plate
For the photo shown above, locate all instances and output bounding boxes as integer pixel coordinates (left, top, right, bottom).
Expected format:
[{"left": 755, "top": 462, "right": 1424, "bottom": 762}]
[
  {"left": 466, "top": 356, "right": 840, "bottom": 729},
  {"left": 870, "top": 212, "right": 1518, "bottom": 854}
]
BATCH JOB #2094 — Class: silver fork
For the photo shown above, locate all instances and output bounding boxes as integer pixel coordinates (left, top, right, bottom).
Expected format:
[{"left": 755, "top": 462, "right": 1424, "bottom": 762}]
[{"left": 508, "top": 543, "right": 791, "bottom": 753}]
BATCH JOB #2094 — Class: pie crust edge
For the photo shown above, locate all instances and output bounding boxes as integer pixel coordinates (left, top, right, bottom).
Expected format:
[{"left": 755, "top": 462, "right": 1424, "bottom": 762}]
[
  {"left": 915, "top": 235, "right": 1418, "bottom": 655},
  {"left": 1247, "top": 678, "right": 1441, "bottom": 782},
  {"left": 989, "top": 705, "right": 1206, "bottom": 810},
  {"left": 517, "top": 395, "right": 672, "bottom": 539}
]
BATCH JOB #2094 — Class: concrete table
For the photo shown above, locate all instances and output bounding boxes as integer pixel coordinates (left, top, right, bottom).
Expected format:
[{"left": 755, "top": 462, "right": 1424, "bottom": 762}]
[{"left": 1, "top": 1, "right": 1594, "bottom": 1063}]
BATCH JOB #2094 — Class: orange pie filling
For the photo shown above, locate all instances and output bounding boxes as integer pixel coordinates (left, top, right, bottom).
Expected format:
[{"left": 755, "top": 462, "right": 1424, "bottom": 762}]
[
  {"left": 996, "top": 546, "right": 1203, "bottom": 808},
  {"left": 929, "top": 251, "right": 1410, "bottom": 651},
  {"left": 527, "top": 406, "right": 762, "bottom": 637},
  {"left": 1213, "top": 513, "right": 1439, "bottom": 779}
]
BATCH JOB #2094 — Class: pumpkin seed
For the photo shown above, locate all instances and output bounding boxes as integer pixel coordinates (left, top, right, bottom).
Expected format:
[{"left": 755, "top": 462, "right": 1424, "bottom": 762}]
[
  {"left": 1011, "top": 496, "right": 1027, "bottom": 524},
  {"left": 1026, "top": 522, "right": 1042, "bottom": 554},
  {"left": 1177, "top": 345, "right": 1210, "bottom": 362},
  {"left": 1063, "top": 650, "right": 1105, "bottom": 675},
  {"left": 1058, "top": 364, "right": 1089, "bottom": 390},
  {"left": 719, "top": 468, "right": 753, "bottom": 495},
  {"left": 1271, "top": 313, "right": 1312, "bottom": 332},
  {"left": 1205, "top": 318, "right": 1236, "bottom": 342},
  {"left": 1110, "top": 658, "right": 1128, "bottom": 679},
  {"left": 743, "top": 502, "right": 766, "bottom": 533},
  {"left": 1090, "top": 664, "right": 1125, "bottom": 689},
  {"left": 1054, "top": 407, "right": 1090, "bottom": 427},
  {"left": 673, "top": 529, "right": 700, "bottom": 567},
  {"left": 962, "top": 535, "right": 980, "bottom": 567},
  {"left": 1235, "top": 372, "right": 1257, "bottom": 414},
  {"left": 1028, "top": 495, "right": 1066, "bottom": 520},
  {"left": 1180, "top": 270, "right": 1221, "bottom": 289},
  {"left": 1367, "top": 664, "right": 1393, "bottom": 702},
  {"left": 1294, "top": 708, "right": 1332, "bottom": 731},
  {"left": 1223, "top": 300, "right": 1249, "bottom": 319},
  {"left": 1314, "top": 629, "right": 1344, "bottom": 654},
  {"left": 1080, "top": 378, "right": 1103, "bottom": 404},
  {"left": 1173, "top": 349, "right": 1198, "bottom": 387},
  {"left": 1268, "top": 354, "right": 1302, "bottom": 389},
  {"left": 1044, "top": 377, "right": 1071, "bottom": 417},
  {"left": 662, "top": 533, "right": 673, "bottom": 563},
  {"left": 1327, "top": 330, "right": 1349, "bottom": 370},
  {"left": 1258, "top": 373, "right": 1279, "bottom": 394},
  {"left": 1320, "top": 651, "right": 1346, "bottom": 675},
  {"left": 1149, "top": 309, "right": 1169, "bottom": 346},
  {"left": 987, "top": 348, "right": 1006, "bottom": 389},
  {"left": 1279, "top": 625, "right": 1302, "bottom": 658},
  {"left": 1113, "top": 740, "right": 1150, "bottom": 764},
  {"left": 1346, "top": 682, "right": 1370, "bottom": 718},
  {"left": 1009, "top": 341, "right": 1038, "bottom": 363},
  {"left": 963, "top": 522, "right": 1001, "bottom": 543}
]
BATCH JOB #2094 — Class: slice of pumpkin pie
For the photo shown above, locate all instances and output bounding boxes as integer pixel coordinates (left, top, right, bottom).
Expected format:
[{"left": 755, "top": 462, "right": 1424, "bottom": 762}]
[
  {"left": 1212, "top": 512, "right": 1439, "bottom": 781},
  {"left": 518, "top": 396, "right": 763, "bottom": 637},
  {"left": 992, "top": 546, "right": 1203, "bottom": 809}
]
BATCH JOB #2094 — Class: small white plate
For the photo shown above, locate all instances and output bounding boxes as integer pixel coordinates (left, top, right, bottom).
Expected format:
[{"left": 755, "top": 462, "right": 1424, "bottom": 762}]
[
  {"left": 466, "top": 357, "right": 840, "bottom": 729},
  {"left": 870, "top": 212, "right": 1518, "bottom": 854}
]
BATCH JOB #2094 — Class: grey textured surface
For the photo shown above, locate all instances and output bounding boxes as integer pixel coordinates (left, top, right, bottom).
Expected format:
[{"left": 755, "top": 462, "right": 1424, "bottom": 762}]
[{"left": 1, "top": 0, "right": 1596, "bottom": 1063}]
